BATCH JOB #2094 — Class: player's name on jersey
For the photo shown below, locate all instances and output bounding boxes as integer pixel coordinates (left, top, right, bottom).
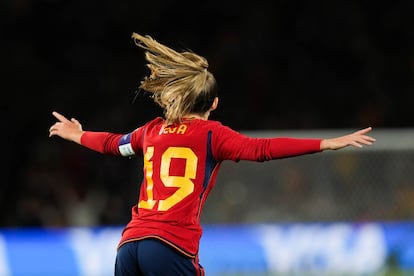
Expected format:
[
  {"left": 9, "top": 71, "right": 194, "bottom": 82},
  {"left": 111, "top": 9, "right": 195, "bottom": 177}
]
[{"left": 159, "top": 124, "right": 188, "bottom": 135}]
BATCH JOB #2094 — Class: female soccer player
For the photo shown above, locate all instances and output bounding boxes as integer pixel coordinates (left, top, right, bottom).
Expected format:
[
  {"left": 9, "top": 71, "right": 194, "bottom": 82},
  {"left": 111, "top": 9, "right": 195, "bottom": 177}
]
[{"left": 49, "top": 32, "right": 376, "bottom": 276}]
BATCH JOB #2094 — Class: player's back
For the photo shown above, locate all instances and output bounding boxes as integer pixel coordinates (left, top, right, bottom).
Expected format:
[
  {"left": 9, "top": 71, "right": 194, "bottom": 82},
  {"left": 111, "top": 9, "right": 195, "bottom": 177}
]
[{"left": 120, "top": 117, "right": 222, "bottom": 256}]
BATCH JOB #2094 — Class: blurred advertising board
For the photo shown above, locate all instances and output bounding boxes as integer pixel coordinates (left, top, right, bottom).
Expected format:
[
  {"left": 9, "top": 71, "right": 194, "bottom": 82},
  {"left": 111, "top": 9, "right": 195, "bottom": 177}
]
[{"left": 0, "top": 222, "right": 413, "bottom": 275}]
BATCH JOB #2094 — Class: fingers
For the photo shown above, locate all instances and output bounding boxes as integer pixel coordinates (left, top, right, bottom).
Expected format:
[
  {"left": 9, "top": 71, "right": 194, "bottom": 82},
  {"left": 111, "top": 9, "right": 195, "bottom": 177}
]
[
  {"left": 71, "top": 118, "right": 81, "bottom": 126},
  {"left": 50, "top": 111, "right": 66, "bottom": 138},
  {"left": 52, "top": 111, "right": 71, "bottom": 123},
  {"left": 49, "top": 121, "right": 62, "bottom": 136},
  {"left": 49, "top": 123, "right": 58, "bottom": 137},
  {"left": 321, "top": 127, "right": 376, "bottom": 151},
  {"left": 349, "top": 129, "right": 376, "bottom": 148},
  {"left": 50, "top": 111, "right": 81, "bottom": 138},
  {"left": 362, "top": 135, "right": 376, "bottom": 143},
  {"left": 356, "top": 138, "right": 374, "bottom": 147},
  {"left": 354, "top": 127, "right": 372, "bottom": 135},
  {"left": 351, "top": 141, "right": 363, "bottom": 148}
]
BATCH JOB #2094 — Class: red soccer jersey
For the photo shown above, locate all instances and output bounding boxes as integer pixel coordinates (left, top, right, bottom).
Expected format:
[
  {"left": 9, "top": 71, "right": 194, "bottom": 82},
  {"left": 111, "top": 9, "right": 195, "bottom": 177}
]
[{"left": 80, "top": 117, "right": 322, "bottom": 257}]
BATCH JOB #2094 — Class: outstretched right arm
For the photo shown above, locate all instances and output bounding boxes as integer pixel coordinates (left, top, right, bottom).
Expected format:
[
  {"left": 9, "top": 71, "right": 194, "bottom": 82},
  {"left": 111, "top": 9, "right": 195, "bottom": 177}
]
[{"left": 213, "top": 125, "right": 376, "bottom": 162}]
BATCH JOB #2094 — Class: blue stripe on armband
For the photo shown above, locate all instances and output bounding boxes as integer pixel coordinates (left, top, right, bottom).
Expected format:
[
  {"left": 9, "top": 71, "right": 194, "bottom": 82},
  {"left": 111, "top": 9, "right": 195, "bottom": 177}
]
[{"left": 118, "top": 133, "right": 135, "bottom": 156}]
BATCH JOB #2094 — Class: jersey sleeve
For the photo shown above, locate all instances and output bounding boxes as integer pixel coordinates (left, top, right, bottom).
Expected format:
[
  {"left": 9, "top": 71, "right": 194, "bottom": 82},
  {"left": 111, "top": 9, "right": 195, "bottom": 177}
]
[
  {"left": 212, "top": 125, "right": 322, "bottom": 162},
  {"left": 80, "top": 126, "right": 145, "bottom": 156}
]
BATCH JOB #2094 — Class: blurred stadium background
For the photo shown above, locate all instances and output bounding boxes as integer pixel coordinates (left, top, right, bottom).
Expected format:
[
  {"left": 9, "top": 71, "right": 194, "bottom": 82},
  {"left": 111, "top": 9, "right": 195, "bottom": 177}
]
[{"left": 1, "top": 0, "right": 414, "bottom": 275}]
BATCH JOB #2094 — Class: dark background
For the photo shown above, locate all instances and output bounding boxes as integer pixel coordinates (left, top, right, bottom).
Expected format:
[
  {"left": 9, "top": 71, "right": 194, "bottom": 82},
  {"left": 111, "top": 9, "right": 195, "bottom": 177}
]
[{"left": 1, "top": 0, "right": 414, "bottom": 227}]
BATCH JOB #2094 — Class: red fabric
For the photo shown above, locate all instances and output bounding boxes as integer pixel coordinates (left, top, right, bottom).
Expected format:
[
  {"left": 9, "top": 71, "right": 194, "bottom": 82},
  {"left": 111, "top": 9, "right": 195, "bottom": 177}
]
[
  {"left": 80, "top": 117, "right": 322, "bottom": 257},
  {"left": 80, "top": 131, "right": 122, "bottom": 154}
]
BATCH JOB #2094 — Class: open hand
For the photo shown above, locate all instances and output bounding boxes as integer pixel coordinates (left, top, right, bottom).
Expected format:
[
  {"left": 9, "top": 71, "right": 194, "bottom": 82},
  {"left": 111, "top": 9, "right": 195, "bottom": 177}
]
[{"left": 320, "top": 127, "right": 376, "bottom": 150}]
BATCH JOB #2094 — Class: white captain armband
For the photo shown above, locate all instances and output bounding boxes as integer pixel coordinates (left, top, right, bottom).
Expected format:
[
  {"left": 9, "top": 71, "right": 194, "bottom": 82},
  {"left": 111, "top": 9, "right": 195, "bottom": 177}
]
[{"left": 118, "top": 133, "right": 136, "bottom": 157}]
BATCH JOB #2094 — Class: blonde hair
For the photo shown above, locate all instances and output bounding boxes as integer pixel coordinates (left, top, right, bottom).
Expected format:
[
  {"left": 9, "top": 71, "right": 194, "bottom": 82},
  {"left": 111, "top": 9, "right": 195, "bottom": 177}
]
[{"left": 131, "top": 32, "right": 217, "bottom": 125}]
